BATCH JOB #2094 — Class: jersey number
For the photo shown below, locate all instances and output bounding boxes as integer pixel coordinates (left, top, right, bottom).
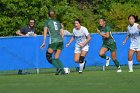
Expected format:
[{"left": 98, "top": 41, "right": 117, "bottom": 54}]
[{"left": 53, "top": 22, "right": 58, "bottom": 30}]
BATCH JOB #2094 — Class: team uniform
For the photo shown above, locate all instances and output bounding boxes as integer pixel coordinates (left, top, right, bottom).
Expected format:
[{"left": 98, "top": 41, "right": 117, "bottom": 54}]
[
  {"left": 128, "top": 23, "right": 140, "bottom": 51},
  {"left": 98, "top": 24, "right": 121, "bottom": 72},
  {"left": 127, "top": 23, "right": 140, "bottom": 72},
  {"left": 44, "top": 18, "right": 63, "bottom": 50},
  {"left": 44, "top": 18, "right": 65, "bottom": 75},
  {"left": 20, "top": 26, "right": 36, "bottom": 36},
  {"left": 98, "top": 25, "right": 116, "bottom": 52},
  {"left": 73, "top": 26, "right": 89, "bottom": 53}
]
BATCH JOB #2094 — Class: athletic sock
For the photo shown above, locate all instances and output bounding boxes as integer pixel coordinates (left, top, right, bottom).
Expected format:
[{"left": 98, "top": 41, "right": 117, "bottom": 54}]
[
  {"left": 79, "top": 61, "right": 85, "bottom": 72},
  {"left": 51, "top": 59, "right": 60, "bottom": 68},
  {"left": 128, "top": 61, "right": 133, "bottom": 71},
  {"left": 113, "top": 59, "right": 120, "bottom": 68},
  {"left": 55, "top": 59, "right": 64, "bottom": 69}
]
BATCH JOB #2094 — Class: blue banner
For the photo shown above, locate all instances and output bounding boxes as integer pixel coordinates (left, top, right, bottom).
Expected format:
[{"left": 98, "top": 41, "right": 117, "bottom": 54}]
[{"left": 0, "top": 33, "right": 139, "bottom": 70}]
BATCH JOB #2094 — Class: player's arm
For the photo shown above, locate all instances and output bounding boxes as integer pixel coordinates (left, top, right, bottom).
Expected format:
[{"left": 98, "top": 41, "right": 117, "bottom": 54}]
[
  {"left": 40, "top": 27, "right": 48, "bottom": 48},
  {"left": 97, "top": 29, "right": 110, "bottom": 38},
  {"left": 122, "top": 34, "right": 130, "bottom": 45},
  {"left": 66, "top": 36, "right": 75, "bottom": 47},
  {"left": 60, "top": 29, "right": 64, "bottom": 38},
  {"left": 81, "top": 34, "right": 91, "bottom": 47},
  {"left": 16, "top": 30, "right": 26, "bottom": 36},
  {"left": 137, "top": 25, "right": 140, "bottom": 29}
]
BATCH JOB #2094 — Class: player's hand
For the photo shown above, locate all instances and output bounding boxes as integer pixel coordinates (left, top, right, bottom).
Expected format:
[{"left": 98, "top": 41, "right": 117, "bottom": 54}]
[
  {"left": 40, "top": 43, "right": 46, "bottom": 48},
  {"left": 122, "top": 40, "right": 126, "bottom": 45},
  {"left": 97, "top": 29, "right": 100, "bottom": 34},
  {"left": 66, "top": 44, "right": 70, "bottom": 48},
  {"left": 79, "top": 43, "right": 84, "bottom": 47}
]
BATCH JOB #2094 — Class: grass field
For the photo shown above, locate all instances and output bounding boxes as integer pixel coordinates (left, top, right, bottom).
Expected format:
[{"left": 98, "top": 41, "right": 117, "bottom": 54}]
[{"left": 0, "top": 66, "right": 140, "bottom": 93}]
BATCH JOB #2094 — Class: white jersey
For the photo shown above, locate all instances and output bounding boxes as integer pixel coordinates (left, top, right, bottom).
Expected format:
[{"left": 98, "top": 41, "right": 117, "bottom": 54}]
[
  {"left": 128, "top": 23, "right": 140, "bottom": 48},
  {"left": 73, "top": 26, "right": 89, "bottom": 47}
]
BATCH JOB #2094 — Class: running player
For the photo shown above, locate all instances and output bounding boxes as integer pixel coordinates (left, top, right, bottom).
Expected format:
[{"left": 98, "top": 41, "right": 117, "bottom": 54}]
[
  {"left": 40, "top": 10, "right": 65, "bottom": 75},
  {"left": 66, "top": 19, "right": 91, "bottom": 73},
  {"left": 97, "top": 18, "right": 122, "bottom": 72},
  {"left": 122, "top": 15, "right": 140, "bottom": 72}
]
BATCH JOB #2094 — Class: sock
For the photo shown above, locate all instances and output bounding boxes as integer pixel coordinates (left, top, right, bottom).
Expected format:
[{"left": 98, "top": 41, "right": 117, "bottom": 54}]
[
  {"left": 51, "top": 59, "right": 60, "bottom": 68},
  {"left": 113, "top": 59, "right": 120, "bottom": 68},
  {"left": 128, "top": 61, "right": 133, "bottom": 71},
  {"left": 55, "top": 59, "right": 64, "bottom": 69},
  {"left": 100, "top": 54, "right": 109, "bottom": 60},
  {"left": 79, "top": 61, "right": 85, "bottom": 72}
]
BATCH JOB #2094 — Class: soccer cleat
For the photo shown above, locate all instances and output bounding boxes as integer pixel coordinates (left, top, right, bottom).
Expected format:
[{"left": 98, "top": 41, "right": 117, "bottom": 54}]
[
  {"left": 117, "top": 68, "right": 122, "bottom": 73},
  {"left": 128, "top": 70, "right": 133, "bottom": 72},
  {"left": 55, "top": 68, "right": 61, "bottom": 75},
  {"left": 79, "top": 71, "right": 83, "bottom": 74},
  {"left": 106, "top": 57, "right": 111, "bottom": 67}
]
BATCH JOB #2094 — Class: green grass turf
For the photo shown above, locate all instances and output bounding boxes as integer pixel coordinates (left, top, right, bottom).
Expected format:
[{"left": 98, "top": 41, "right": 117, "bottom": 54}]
[{"left": 0, "top": 66, "right": 140, "bottom": 93}]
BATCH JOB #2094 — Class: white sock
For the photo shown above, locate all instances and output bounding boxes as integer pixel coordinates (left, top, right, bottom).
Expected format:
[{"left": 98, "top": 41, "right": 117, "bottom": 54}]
[
  {"left": 128, "top": 61, "right": 133, "bottom": 71},
  {"left": 79, "top": 62, "right": 85, "bottom": 72},
  {"left": 106, "top": 56, "right": 109, "bottom": 60}
]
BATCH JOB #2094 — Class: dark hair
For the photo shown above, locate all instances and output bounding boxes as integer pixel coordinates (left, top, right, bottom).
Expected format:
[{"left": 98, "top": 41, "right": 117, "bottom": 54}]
[
  {"left": 28, "top": 18, "right": 35, "bottom": 23},
  {"left": 48, "top": 10, "right": 56, "bottom": 18},
  {"left": 128, "top": 15, "right": 136, "bottom": 20},
  {"left": 99, "top": 18, "right": 106, "bottom": 21},
  {"left": 74, "top": 19, "right": 81, "bottom": 24}
]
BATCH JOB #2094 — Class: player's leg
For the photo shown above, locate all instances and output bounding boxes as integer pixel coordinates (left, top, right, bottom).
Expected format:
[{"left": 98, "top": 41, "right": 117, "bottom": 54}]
[
  {"left": 111, "top": 51, "right": 121, "bottom": 72},
  {"left": 54, "top": 49, "right": 64, "bottom": 69},
  {"left": 136, "top": 51, "right": 140, "bottom": 62},
  {"left": 46, "top": 43, "right": 60, "bottom": 69},
  {"left": 78, "top": 50, "right": 87, "bottom": 73},
  {"left": 128, "top": 49, "right": 135, "bottom": 72},
  {"left": 99, "top": 47, "right": 110, "bottom": 66}
]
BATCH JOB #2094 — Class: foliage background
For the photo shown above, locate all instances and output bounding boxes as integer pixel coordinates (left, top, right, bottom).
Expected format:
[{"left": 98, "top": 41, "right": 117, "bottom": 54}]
[{"left": 0, "top": 0, "right": 140, "bottom": 36}]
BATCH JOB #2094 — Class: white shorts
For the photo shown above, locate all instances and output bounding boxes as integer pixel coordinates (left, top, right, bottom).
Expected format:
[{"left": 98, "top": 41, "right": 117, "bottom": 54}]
[
  {"left": 74, "top": 45, "right": 89, "bottom": 53},
  {"left": 130, "top": 45, "right": 140, "bottom": 51}
]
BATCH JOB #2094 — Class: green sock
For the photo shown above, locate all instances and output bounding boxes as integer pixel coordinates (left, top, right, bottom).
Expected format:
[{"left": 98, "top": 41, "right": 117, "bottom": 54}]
[
  {"left": 100, "top": 54, "right": 107, "bottom": 59},
  {"left": 51, "top": 59, "right": 60, "bottom": 68},
  {"left": 55, "top": 59, "right": 64, "bottom": 69},
  {"left": 113, "top": 59, "right": 120, "bottom": 68}
]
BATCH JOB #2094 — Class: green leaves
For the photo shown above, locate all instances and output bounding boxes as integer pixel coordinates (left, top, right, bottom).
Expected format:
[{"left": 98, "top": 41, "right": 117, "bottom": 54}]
[{"left": 0, "top": 0, "right": 140, "bottom": 36}]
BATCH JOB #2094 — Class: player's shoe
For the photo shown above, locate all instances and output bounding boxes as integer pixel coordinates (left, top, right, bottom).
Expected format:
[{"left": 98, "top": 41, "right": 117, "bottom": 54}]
[
  {"left": 55, "top": 68, "right": 61, "bottom": 75},
  {"left": 79, "top": 71, "right": 83, "bottom": 74},
  {"left": 128, "top": 70, "right": 133, "bottom": 72},
  {"left": 117, "top": 67, "right": 122, "bottom": 73},
  {"left": 106, "top": 57, "right": 111, "bottom": 67}
]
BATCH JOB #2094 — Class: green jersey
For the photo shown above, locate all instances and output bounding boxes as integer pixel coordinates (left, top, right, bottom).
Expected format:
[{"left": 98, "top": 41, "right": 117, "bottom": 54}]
[
  {"left": 98, "top": 25, "right": 115, "bottom": 44},
  {"left": 44, "top": 18, "right": 63, "bottom": 44}
]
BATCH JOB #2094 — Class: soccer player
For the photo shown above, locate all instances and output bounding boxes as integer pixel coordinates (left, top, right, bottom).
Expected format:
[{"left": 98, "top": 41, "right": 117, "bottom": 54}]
[
  {"left": 66, "top": 19, "right": 91, "bottom": 73},
  {"left": 122, "top": 15, "right": 140, "bottom": 72},
  {"left": 97, "top": 18, "right": 122, "bottom": 72},
  {"left": 40, "top": 10, "right": 65, "bottom": 75}
]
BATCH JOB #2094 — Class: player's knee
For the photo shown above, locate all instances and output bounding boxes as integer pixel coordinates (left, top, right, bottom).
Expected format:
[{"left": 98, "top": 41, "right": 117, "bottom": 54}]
[
  {"left": 99, "top": 53, "right": 104, "bottom": 57},
  {"left": 79, "top": 56, "right": 85, "bottom": 63},
  {"left": 46, "top": 51, "right": 52, "bottom": 64},
  {"left": 128, "top": 57, "right": 132, "bottom": 61},
  {"left": 112, "top": 57, "right": 116, "bottom": 60},
  {"left": 74, "top": 59, "right": 79, "bottom": 63}
]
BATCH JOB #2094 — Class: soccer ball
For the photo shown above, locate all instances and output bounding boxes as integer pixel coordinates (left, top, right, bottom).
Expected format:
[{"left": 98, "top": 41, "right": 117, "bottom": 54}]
[{"left": 64, "top": 67, "right": 70, "bottom": 74}]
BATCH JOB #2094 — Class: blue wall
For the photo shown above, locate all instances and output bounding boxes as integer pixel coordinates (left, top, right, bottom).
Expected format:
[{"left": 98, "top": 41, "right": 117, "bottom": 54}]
[{"left": 0, "top": 33, "right": 139, "bottom": 70}]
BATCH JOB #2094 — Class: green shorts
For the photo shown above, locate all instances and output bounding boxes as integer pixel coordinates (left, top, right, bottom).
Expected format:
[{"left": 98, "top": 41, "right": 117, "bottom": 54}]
[
  {"left": 48, "top": 42, "right": 64, "bottom": 50},
  {"left": 102, "top": 42, "right": 117, "bottom": 52}
]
